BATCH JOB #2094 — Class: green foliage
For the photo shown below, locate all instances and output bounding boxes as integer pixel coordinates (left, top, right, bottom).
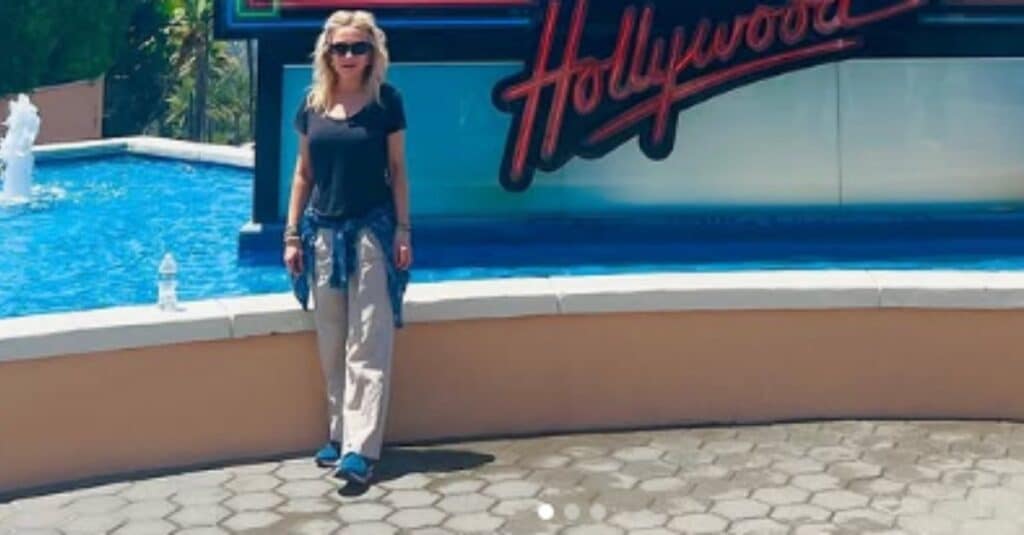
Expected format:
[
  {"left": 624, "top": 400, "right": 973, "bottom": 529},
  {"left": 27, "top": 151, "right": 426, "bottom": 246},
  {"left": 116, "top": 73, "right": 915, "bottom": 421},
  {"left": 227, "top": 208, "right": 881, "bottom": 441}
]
[
  {"left": 159, "top": 0, "right": 254, "bottom": 144},
  {"left": 1, "top": 0, "right": 255, "bottom": 144},
  {"left": 0, "top": 0, "right": 134, "bottom": 95},
  {"left": 103, "top": 0, "right": 177, "bottom": 136}
]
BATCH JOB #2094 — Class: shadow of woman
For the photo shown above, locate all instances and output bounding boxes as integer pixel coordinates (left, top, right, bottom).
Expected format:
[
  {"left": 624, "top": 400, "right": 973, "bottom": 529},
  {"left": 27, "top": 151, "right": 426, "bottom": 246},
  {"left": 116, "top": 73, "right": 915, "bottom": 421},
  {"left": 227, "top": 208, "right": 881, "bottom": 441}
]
[{"left": 337, "top": 447, "right": 495, "bottom": 497}]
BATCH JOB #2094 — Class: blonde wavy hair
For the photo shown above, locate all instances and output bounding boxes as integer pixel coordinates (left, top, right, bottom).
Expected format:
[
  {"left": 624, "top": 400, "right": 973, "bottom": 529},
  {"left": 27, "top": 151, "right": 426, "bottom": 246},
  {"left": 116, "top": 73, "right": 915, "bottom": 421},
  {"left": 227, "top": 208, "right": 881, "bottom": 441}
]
[{"left": 307, "top": 10, "right": 390, "bottom": 113}]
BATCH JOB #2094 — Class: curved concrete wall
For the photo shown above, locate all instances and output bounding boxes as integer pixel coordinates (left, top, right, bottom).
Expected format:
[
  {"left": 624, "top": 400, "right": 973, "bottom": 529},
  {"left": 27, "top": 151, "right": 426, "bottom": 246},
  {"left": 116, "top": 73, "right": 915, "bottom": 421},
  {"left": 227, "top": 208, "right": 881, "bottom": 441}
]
[{"left": 5, "top": 305, "right": 1024, "bottom": 495}]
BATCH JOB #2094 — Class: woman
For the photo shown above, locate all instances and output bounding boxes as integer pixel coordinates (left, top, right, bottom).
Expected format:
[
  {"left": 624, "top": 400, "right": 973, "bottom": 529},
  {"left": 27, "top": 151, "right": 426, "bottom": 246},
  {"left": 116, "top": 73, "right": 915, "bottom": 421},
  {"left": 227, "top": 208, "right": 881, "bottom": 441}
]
[{"left": 283, "top": 9, "right": 412, "bottom": 486}]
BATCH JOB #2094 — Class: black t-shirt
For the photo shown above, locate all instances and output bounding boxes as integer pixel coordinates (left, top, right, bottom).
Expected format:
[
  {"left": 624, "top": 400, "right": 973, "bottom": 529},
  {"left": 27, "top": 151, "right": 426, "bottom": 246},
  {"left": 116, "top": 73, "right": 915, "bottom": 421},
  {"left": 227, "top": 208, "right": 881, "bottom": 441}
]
[{"left": 294, "top": 84, "right": 406, "bottom": 219}]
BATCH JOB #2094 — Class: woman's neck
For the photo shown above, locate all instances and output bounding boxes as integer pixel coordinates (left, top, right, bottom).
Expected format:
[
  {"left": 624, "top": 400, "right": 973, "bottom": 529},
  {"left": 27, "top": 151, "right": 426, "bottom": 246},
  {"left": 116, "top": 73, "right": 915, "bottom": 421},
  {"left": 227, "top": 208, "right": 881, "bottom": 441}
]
[{"left": 334, "top": 79, "right": 364, "bottom": 97}]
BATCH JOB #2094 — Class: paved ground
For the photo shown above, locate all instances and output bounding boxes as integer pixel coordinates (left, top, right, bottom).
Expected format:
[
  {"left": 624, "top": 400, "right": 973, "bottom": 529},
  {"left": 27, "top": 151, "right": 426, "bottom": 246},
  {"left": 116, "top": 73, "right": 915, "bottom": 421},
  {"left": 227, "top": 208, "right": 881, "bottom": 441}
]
[{"left": 4, "top": 420, "right": 1024, "bottom": 534}]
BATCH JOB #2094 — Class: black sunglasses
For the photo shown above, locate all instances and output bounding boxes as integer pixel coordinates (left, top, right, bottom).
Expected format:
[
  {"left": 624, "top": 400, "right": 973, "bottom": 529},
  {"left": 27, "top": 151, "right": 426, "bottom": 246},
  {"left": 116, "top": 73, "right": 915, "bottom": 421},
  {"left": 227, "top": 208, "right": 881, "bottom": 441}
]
[{"left": 329, "top": 41, "right": 373, "bottom": 56}]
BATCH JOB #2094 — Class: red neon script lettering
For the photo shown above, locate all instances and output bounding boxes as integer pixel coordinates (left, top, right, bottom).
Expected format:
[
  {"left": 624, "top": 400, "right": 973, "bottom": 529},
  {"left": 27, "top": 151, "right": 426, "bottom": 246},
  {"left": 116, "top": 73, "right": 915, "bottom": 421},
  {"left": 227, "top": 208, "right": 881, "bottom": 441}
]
[{"left": 499, "top": 0, "right": 926, "bottom": 184}]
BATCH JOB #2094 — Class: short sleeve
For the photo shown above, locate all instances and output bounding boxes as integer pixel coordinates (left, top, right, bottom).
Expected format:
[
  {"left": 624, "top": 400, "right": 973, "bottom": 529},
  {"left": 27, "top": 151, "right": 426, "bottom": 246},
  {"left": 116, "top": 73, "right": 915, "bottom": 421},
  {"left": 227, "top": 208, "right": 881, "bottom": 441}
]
[
  {"left": 293, "top": 96, "right": 309, "bottom": 135},
  {"left": 383, "top": 85, "right": 406, "bottom": 134}
]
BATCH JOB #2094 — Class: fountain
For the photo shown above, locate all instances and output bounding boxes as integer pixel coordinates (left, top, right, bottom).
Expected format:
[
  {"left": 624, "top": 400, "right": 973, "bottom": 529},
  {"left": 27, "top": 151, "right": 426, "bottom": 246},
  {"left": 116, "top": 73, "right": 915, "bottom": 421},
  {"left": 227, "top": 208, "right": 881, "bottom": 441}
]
[{"left": 0, "top": 94, "right": 41, "bottom": 202}]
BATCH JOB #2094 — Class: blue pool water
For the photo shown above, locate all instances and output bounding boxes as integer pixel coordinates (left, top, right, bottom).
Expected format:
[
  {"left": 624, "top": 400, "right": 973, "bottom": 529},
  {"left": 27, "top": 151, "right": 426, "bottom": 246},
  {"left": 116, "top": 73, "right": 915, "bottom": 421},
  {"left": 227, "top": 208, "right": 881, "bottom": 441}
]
[{"left": 5, "top": 155, "right": 1024, "bottom": 319}]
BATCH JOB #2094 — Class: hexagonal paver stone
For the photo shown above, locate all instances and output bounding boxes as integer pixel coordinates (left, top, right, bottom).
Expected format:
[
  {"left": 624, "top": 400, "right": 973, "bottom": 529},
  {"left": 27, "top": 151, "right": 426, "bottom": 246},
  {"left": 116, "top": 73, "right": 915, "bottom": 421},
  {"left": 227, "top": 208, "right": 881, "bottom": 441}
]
[
  {"left": 176, "top": 528, "right": 229, "bottom": 535},
  {"left": 668, "top": 513, "right": 729, "bottom": 534},
  {"left": 491, "top": 498, "right": 542, "bottom": 517},
  {"left": 959, "top": 519, "right": 1023, "bottom": 535},
  {"left": 119, "top": 500, "right": 177, "bottom": 520},
  {"left": 483, "top": 481, "right": 541, "bottom": 499},
  {"left": 68, "top": 494, "right": 128, "bottom": 515},
  {"left": 908, "top": 482, "right": 967, "bottom": 501},
  {"left": 336, "top": 521, "right": 398, "bottom": 535},
  {"left": 793, "top": 524, "right": 844, "bottom": 535},
  {"left": 977, "top": 459, "right": 1024, "bottom": 475},
  {"left": 810, "top": 490, "right": 870, "bottom": 511},
  {"left": 833, "top": 508, "right": 895, "bottom": 529},
  {"left": 572, "top": 458, "right": 624, "bottom": 473},
  {"left": 172, "top": 470, "right": 231, "bottom": 489},
  {"left": 730, "top": 468, "right": 787, "bottom": 489},
  {"left": 639, "top": 477, "right": 688, "bottom": 493},
  {"left": 829, "top": 461, "right": 883, "bottom": 481},
  {"left": 871, "top": 496, "right": 930, "bottom": 516},
  {"left": 521, "top": 454, "right": 572, "bottom": 469},
  {"left": 443, "top": 512, "right": 505, "bottom": 533},
  {"left": 848, "top": 478, "right": 906, "bottom": 496},
  {"left": 380, "top": 473, "right": 434, "bottom": 490},
  {"left": 562, "top": 445, "right": 609, "bottom": 459},
  {"left": 277, "top": 498, "right": 335, "bottom": 514},
  {"left": 228, "top": 461, "right": 280, "bottom": 476},
  {"left": 729, "top": 519, "right": 788, "bottom": 534},
  {"left": 222, "top": 511, "right": 282, "bottom": 530},
  {"left": 701, "top": 440, "right": 753, "bottom": 456},
  {"left": 582, "top": 472, "right": 639, "bottom": 492},
  {"left": 588, "top": 503, "right": 610, "bottom": 522},
  {"left": 942, "top": 469, "right": 1000, "bottom": 488},
  {"left": 613, "top": 447, "right": 664, "bottom": 462},
  {"left": 969, "top": 488, "right": 1024, "bottom": 518},
  {"left": 627, "top": 529, "right": 676, "bottom": 535},
  {"left": 437, "top": 493, "right": 496, "bottom": 515},
  {"left": 169, "top": 504, "right": 231, "bottom": 527},
  {"left": 591, "top": 489, "right": 651, "bottom": 511},
  {"left": 807, "top": 446, "right": 859, "bottom": 463},
  {"left": 715, "top": 453, "right": 773, "bottom": 472},
  {"left": 622, "top": 461, "right": 677, "bottom": 480},
  {"left": 385, "top": 490, "right": 440, "bottom": 508},
  {"left": 277, "top": 480, "right": 333, "bottom": 499},
  {"left": 650, "top": 496, "right": 707, "bottom": 516},
  {"left": 772, "top": 459, "right": 825, "bottom": 475},
  {"left": 62, "top": 514, "right": 127, "bottom": 533},
  {"left": 112, "top": 519, "right": 177, "bottom": 535},
  {"left": 770, "top": 504, "right": 831, "bottom": 523},
  {"left": 338, "top": 503, "right": 393, "bottom": 523},
  {"left": 552, "top": 525, "right": 620, "bottom": 535},
  {"left": 226, "top": 474, "right": 281, "bottom": 493},
  {"left": 884, "top": 464, "right": 941, "bottom": 483},
  {"left": 119, "top": 480, "right": 181, "bottom": 501},
  {"left": 387, "top": 507, "right": 447, "bottom": 529},
  {"left": 275, "top": 462, "right": 327, "bottom": 481},
  {"left": 791, "top": 474, "right": 840, "bottom": 492},
  {"left": 475, "top": 467, "right": 529, "bottom": 483},
  {"left": 931, "top": 498, "right": 992, "bottom": 521},
  {"left": 710, "top": 499, "right": 770, "bottom": 521},
  {"left": 433, "top": 479, "right": 486, "bottom": 495},
  {"left": 751, "top": 486, "right": 809, "bottom": 506},
  {"left": 689, "top": 480, "right": 748, "bottom": 501},
  {"left": 224, "top": 492, "right": 283, "bottom": 512},
  {"left": 288, "top": 518, "right": 340, "bottom": 535},
  {"left": 608, "top": 510, "right": 667, "bottom": 530},
  {"left": 529, "top": 468, "right": 586, "bottom": 490},
  {"left": 171, "top": 487, "right": 230, "bottom": 506},
  {"left": 898, "top": 514, "right": 957, "bottom": 534}
]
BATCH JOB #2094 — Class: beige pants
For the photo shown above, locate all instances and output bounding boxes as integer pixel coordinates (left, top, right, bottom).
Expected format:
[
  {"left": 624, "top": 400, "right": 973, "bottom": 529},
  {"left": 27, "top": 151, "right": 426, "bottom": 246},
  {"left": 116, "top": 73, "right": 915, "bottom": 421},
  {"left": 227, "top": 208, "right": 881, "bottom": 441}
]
[{"left": 312, "top": 228, "right": 395, "bottom": 460}]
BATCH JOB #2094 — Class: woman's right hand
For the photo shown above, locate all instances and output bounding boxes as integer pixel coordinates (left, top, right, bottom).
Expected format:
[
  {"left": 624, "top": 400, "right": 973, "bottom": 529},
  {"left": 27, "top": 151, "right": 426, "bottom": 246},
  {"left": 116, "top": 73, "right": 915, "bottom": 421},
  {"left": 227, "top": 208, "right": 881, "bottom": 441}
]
[{"left": 284, "top": 243, "right": 303, "bottom": 276}]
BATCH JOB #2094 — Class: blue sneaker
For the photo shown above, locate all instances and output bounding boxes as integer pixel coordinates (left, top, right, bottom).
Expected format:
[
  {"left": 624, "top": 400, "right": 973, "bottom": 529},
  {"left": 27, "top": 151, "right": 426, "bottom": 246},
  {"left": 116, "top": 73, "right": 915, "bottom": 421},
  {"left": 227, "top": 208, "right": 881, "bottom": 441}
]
[
  {"left": 336, "top": 452, "right": 376, "bottom": 484},
  {"left": 314, "top": 440, "right": 341, "bottom": 468}
]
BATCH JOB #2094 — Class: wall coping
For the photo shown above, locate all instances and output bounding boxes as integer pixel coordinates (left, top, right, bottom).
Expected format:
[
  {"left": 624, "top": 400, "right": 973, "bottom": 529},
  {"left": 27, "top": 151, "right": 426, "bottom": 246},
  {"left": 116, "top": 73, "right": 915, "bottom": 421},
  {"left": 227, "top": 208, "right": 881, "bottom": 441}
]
[{"left": 5, "top": 270, "right": 1024, "bottom": 363}]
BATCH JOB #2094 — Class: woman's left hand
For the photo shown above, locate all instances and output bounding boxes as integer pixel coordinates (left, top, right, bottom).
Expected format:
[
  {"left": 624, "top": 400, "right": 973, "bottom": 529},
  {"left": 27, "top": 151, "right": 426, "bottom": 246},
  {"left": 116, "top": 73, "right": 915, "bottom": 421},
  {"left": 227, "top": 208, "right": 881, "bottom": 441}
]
[{"left": 394, "top": 230, "right": 413, "bottom": 271}]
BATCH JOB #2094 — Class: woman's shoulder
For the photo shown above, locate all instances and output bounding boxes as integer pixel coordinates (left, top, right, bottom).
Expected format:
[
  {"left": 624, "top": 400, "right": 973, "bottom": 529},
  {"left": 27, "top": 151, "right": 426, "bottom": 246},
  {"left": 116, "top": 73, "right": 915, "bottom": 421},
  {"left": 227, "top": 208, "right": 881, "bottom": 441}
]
[{"left": 379, "top": 83, "right": 403, "bottom": 104}]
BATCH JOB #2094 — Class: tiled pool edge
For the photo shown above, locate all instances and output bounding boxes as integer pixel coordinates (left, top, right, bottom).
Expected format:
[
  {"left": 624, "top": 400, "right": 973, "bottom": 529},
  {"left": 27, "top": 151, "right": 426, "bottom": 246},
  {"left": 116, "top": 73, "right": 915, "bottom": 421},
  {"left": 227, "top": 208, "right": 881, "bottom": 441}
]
[
  {"left": 5, "top": 270, "right": 1024, "bottom": 363},
  {"left": 32, "top": 136, "right": 254, "bottom": 168}
]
